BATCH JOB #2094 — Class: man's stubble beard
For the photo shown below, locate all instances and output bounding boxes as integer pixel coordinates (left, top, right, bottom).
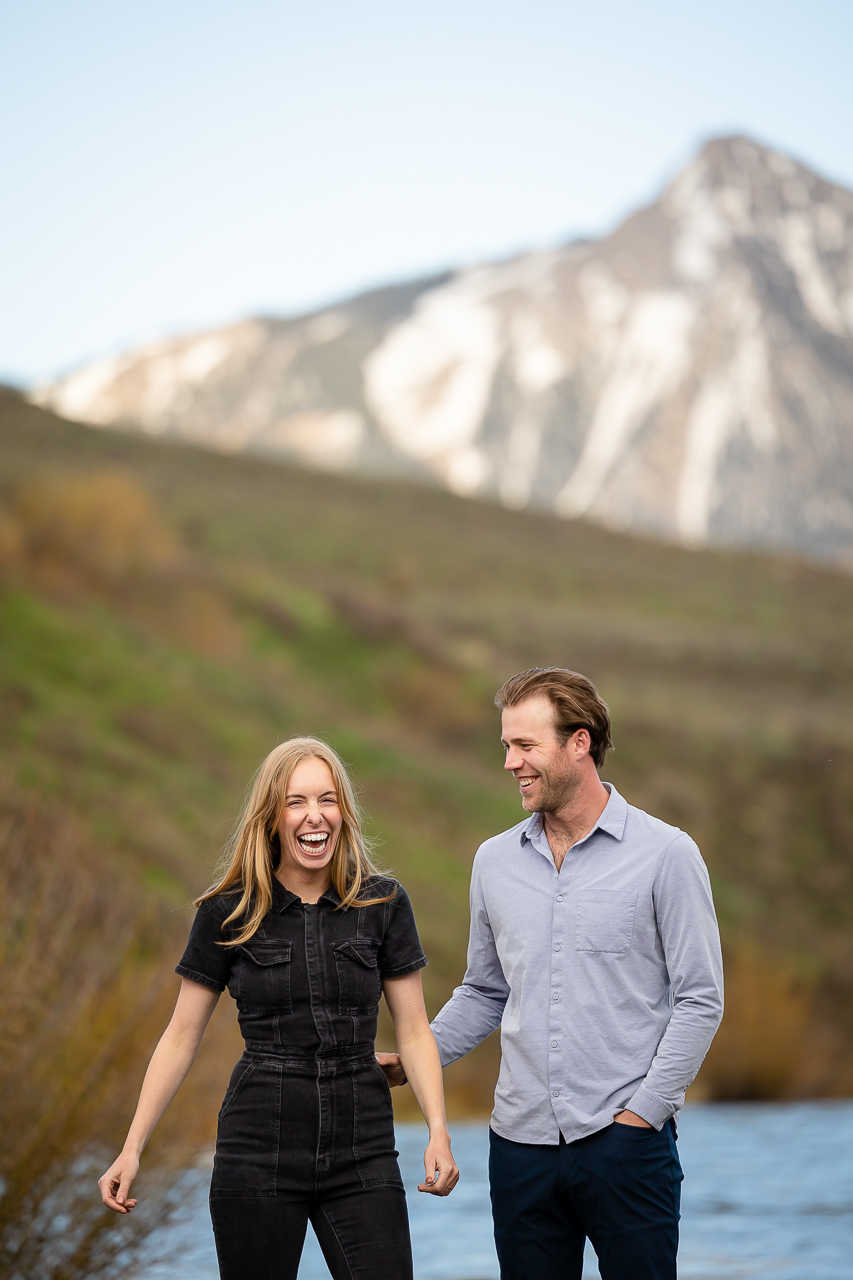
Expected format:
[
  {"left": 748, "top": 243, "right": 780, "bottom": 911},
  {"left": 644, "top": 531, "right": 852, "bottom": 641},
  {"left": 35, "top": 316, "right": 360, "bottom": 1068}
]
[{"left": 528, "top": 750, "right": 583, "bottom": 816}]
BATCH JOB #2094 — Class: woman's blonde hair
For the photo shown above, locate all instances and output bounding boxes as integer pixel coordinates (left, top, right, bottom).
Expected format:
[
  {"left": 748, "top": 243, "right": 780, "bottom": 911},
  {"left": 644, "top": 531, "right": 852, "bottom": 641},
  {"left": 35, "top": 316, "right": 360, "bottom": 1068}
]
[{"left": 197, "top": 736, "right": 392, "bottom": 945}]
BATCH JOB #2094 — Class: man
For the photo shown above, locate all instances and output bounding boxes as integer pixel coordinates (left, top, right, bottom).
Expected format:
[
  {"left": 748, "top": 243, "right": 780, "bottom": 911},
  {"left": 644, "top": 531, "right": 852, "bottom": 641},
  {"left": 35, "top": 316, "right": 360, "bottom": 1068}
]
[{"left": 380, "top": 667, "right": 723, "bottom": 1280}]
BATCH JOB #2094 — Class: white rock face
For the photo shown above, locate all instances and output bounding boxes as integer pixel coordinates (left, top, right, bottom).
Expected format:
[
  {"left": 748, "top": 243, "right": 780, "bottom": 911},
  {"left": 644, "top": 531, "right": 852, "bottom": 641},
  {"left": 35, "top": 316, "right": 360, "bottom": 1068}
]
[
  {"left": 363, "top": 277, "right": 502, "bottom": 493},
  {"left": 35, "top": 136, "right": 853, "bottom": 564},
  {"left": 555, "top": 290, "right": 697, "bottom": 520}
]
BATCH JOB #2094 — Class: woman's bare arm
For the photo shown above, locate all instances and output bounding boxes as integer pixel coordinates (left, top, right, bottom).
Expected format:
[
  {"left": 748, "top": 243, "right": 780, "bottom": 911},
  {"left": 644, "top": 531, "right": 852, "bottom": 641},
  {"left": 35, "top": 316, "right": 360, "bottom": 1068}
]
[
  {"left": 382, "top": 971, "right": 459, "bottom": 1197},
  {"left": 98, "top": 977, "right": 220, "bottom": 1213}
]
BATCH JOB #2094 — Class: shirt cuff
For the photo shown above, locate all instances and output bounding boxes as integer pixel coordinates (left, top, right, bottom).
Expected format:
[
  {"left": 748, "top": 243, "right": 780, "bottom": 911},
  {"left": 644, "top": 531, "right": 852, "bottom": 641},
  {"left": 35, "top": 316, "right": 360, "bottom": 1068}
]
[
  {"left": 174, "top": 964, "right": 226, "bottom": 992},
  {"left": 429, "top": 1023, "right": 461, "bottom": 1069},
  {"left": 380, "top": 955, "right": 428, "bottom": 979},
  {"left": 623, "top": 1084, "right": 674, "bottom": 1131}
]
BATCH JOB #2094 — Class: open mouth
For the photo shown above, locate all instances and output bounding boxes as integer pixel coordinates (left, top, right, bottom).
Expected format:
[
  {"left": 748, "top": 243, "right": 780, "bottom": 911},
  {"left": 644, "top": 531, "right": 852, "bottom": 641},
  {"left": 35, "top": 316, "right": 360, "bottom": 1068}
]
[
  {"left": 297, "top": 831, "right": 331, "bottom": 856},
  {"left": 518, "top": 776, "right": 538, "bottom": 791}
]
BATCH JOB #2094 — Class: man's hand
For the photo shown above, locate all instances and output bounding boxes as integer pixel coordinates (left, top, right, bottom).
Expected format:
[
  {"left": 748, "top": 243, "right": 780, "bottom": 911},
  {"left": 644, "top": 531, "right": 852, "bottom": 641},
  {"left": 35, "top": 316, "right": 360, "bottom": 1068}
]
[
  {"left": 376, "top": 1051, "right": 408, "bottom": 1086},
  {"left": 614, "top": 1109, "right": 653, "bottom": 1128}
]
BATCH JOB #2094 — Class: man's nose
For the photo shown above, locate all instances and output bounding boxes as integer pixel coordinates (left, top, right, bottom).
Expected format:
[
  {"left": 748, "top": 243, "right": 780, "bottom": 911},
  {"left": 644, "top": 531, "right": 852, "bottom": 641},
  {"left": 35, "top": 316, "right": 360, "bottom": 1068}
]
[{"left": 504, "top": 749, "right": 522, "bottom": 772}]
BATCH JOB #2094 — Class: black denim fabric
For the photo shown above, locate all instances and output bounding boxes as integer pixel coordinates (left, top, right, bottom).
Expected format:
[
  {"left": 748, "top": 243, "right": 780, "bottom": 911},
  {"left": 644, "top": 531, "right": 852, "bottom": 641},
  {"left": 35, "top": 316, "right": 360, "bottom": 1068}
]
[{"left": 176, "top": 876, "right": 426, "bottom": 1280}]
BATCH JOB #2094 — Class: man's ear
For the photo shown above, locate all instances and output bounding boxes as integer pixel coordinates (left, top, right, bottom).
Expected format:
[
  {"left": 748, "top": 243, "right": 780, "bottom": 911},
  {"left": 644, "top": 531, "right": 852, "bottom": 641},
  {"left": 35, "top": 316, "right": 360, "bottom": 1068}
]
[{"left": 572, "top": 728, "right": 591, "bottom": 759}]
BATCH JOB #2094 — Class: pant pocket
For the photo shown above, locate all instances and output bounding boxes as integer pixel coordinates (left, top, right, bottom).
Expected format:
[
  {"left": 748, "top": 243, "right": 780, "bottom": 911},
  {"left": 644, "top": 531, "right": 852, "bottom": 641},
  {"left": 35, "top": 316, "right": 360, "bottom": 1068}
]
[
  {"left": 597, "top": 1123, "right": 681, "bottom": 1232},
  {"left": 211, "top": 1060, "right": 282, "bottom": 1197},
  {"left": 351, "top": 1063, "right": 404, "bottom": 1189}
]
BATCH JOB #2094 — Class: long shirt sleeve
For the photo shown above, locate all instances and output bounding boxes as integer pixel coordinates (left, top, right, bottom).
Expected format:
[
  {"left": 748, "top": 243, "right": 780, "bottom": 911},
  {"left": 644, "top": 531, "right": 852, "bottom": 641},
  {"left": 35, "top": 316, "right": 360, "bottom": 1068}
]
[
  {"left": 424, "top": 786, "right": 724, "bottom": 1145},
  {"left": 626, "top": 833, "right": 724, "bottom": 1128},
  {"left": 430, "top": 857, "right": 509, "bottom": 1066}
]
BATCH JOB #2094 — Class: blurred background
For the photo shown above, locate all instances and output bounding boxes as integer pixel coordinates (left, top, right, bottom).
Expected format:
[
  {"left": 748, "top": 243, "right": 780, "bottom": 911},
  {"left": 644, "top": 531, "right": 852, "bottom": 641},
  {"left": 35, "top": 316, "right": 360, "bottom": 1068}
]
[{"left": 2, "top": 2, "right": 853, "bottom": 1277}]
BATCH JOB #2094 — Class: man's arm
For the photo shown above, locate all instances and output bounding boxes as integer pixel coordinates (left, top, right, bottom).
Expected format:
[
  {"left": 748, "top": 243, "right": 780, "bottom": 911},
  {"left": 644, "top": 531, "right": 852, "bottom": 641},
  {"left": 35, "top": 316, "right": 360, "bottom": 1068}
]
[
  {"left": 429, "top": 853, "right": 510, "bottom": 1065},
  {"left": 379, "top": 852, "right": 509, "bottom": 1085},
  {"left": 624, "top": 833, "right": 724, "bottom": 1129}
]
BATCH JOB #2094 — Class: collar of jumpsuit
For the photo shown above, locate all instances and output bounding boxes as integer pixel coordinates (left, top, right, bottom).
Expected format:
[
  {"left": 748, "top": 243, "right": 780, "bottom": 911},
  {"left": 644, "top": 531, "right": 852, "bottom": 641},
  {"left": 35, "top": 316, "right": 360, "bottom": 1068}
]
[{"left": 270, "top": 876, "right": 344, "bottom": 911}]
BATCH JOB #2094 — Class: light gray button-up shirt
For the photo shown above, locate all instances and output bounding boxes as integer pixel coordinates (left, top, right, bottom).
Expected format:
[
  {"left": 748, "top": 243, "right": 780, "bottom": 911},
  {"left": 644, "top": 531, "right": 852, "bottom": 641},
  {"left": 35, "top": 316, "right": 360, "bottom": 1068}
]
[{"left": 430, "top": 784, "right": 723, "bottom": 1143}]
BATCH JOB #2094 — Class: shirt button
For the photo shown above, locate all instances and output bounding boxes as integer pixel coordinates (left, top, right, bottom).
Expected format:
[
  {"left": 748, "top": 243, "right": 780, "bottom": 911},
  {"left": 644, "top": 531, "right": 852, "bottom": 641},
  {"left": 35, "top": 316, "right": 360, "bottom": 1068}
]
[
  {"left": 551, "top": 1040, "right": 558, "bottom": 1048},
  {"left": 552, "top": 992, "right": 560, "bottom": 1001},
  {"left": 552, "top": 1090, "right": 560, "bottom": 1097},
  {"left": 554, "top": 943, "right": 562, "bottom": 952},
  {"left": 556, "top": 895, "right": 564, "bottom": 902}
]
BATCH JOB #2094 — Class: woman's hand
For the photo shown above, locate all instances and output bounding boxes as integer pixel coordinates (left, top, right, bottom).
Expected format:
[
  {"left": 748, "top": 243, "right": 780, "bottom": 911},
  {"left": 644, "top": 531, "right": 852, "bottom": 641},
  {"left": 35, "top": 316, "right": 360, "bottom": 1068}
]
[
  {"left": 383, "top": 972, "right": 459, "bottom": 1197},
  {"left": 96, "top": 979, "right": 220, "bottom": 1215},
  {"left": 418, "top": 1133, "right": 459, "bottom": 1197},
  {"left": 98, "top": 1149, "right": 140, "bottom": 1213}
]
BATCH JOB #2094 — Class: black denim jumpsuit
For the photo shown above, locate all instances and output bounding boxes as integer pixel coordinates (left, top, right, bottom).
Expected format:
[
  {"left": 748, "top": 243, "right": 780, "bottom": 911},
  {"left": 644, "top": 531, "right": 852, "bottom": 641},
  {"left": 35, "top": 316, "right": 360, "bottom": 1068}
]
[{"left": 175, "top": 875, "right": 427, "bottom": 1280}]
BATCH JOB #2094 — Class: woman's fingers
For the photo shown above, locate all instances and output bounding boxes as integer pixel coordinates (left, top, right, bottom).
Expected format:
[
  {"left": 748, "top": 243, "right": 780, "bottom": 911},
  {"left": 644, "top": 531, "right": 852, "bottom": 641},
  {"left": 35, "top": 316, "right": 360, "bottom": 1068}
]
[
  {"left": 98, "top": 1154, "right": 139, "bottom": 1213},
  {"left": 99, "top": 1172, "right": 129, "bottom": 1213},
  {"left": 116, "top": 1169, "right": 137, "bottom": 1209},
  {"left": 417, "top": 1162, "right": 457, "bottom": 1195},
  {"left": 417, "top": 1144, "right": 460, "bottom": 1196},
  {"left": 437, "top": 1160, "right": 460, "bottom": 1195}
]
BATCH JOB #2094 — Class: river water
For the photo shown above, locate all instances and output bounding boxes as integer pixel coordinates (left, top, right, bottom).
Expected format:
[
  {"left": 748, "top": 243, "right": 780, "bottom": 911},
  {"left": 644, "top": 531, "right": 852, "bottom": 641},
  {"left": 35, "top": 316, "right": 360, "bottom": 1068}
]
[{"left": 135, "top": 1102, "right": 853, "bottom": 1279}]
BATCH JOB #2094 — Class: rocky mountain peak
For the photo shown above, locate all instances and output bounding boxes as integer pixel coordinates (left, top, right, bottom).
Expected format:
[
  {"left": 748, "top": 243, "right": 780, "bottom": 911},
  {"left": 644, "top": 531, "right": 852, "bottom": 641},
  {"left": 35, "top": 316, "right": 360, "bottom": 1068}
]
[{"left": 35, "top": 135, "right": 853, "bottom": 565}]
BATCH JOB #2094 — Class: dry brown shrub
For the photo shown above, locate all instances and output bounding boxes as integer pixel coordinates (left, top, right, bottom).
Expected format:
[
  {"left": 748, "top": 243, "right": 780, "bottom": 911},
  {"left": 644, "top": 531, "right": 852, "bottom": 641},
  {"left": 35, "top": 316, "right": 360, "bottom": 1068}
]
[
  {"left": 0, "top": 470, "right": 240, "bottom": 657},
  {"left": 0, "top": 791, "right": 198, "bottom": 1279},
  {"left": 695, "top": 941, "right": 815, "bottom": 1100},
  {"left": 9, "top": 470, "right": 178, "bottom": 591}
]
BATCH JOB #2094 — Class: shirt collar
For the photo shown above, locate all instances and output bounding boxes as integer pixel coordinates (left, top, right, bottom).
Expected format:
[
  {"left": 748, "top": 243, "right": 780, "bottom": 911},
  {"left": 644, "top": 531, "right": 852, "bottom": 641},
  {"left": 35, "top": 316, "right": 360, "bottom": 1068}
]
[
  {"left": 596, "top": 783, "right": 628, "bottom": 840},
  {"left": 520, "top": 782, "right": 627, "bottom": 848},
  {"left": 271, "top": 877, "right": 299, "bottom": 912},
  {"left": 271, "top": 876, "right": 342, "bottom": 912}
]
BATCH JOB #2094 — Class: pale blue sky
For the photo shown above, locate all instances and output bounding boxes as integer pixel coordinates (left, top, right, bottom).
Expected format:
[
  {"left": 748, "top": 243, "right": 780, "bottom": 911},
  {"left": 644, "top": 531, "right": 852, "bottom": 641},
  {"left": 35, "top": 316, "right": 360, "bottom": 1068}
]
[{"left": 2, "top": 0, "right": 851, "bottom": 384}]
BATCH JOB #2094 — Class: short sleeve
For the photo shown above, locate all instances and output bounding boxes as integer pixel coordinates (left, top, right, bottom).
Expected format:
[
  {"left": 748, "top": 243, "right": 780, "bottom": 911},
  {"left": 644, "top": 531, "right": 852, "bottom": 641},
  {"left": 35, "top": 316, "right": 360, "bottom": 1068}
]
[
  {"left": 175, "top": 896, "right": 236, "bottom": 992},
  {"left": 377, "top": 881, "right": 428, "bottom": 978}
]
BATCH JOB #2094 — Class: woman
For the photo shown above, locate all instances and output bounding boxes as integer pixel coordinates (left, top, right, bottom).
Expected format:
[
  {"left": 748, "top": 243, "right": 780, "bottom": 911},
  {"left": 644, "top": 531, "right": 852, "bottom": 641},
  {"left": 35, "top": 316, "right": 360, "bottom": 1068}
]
[{"left": 99, "top": 737, "right": 458, "bottom": 1279}]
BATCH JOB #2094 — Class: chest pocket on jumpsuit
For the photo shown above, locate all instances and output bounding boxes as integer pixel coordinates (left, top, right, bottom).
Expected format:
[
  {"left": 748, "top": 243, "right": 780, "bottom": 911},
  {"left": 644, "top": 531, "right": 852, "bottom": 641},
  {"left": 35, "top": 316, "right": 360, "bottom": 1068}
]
[
  {"left": 236, "top": 938, "right": 293, "bottom": 1011},
  {"left": 334, "top": 939, "right": 381, "bottom": 1014}
]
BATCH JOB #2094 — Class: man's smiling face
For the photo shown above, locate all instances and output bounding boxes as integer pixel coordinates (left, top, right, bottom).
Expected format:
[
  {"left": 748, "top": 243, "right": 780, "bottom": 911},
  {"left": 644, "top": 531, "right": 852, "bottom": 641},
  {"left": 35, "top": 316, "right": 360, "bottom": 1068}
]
[{"left": 501, "top": 695, "right": 584, "bottom": 814}]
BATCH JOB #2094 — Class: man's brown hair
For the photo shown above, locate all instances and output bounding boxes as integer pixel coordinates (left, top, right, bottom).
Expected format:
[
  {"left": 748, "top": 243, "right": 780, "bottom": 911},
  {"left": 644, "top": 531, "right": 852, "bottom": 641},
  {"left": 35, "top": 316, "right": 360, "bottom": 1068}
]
[{"left": 494, "top": 668, "right": 614, "bottom": 769}]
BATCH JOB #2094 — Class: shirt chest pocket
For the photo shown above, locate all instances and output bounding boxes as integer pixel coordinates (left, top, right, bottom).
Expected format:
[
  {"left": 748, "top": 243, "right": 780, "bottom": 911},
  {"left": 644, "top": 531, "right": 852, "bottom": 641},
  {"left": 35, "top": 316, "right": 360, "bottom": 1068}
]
[
  {"left": 575, "top": 890, "right": 638, "bottom": 955},
  {"left": 236, "top": 939, "right": 293, "bottom": 1012},
  {"left": 333, "top": 939, "right": 381, "bottom": 1015}
]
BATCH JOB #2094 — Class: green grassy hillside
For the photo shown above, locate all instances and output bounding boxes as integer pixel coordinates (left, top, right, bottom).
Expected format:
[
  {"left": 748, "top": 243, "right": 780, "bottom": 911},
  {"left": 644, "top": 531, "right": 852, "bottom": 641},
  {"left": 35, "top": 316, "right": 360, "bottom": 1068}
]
[{"left": 2, "top": 385, "right": 853, "bottom": 1272}]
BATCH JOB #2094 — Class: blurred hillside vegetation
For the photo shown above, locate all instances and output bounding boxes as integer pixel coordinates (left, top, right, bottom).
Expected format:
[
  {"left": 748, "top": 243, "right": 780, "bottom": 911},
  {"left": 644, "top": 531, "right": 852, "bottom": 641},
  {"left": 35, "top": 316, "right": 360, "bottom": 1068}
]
[{"left": 1, "top": 385, "right": 853, "bottom": 1273}]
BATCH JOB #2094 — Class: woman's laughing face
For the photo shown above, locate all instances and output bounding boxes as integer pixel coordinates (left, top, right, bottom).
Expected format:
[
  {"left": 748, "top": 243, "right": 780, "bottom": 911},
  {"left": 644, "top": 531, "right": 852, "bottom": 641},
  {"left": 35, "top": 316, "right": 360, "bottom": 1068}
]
[{"left": 277, "top": 757, "right": 343, "bottom": 881}]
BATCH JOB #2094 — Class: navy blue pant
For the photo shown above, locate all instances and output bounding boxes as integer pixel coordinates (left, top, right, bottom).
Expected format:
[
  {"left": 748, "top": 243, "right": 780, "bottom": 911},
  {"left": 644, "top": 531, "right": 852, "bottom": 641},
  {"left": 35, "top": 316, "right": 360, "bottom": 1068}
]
[{"left": 489, "top": 1122, "right": 683, "bottom": 1280}]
